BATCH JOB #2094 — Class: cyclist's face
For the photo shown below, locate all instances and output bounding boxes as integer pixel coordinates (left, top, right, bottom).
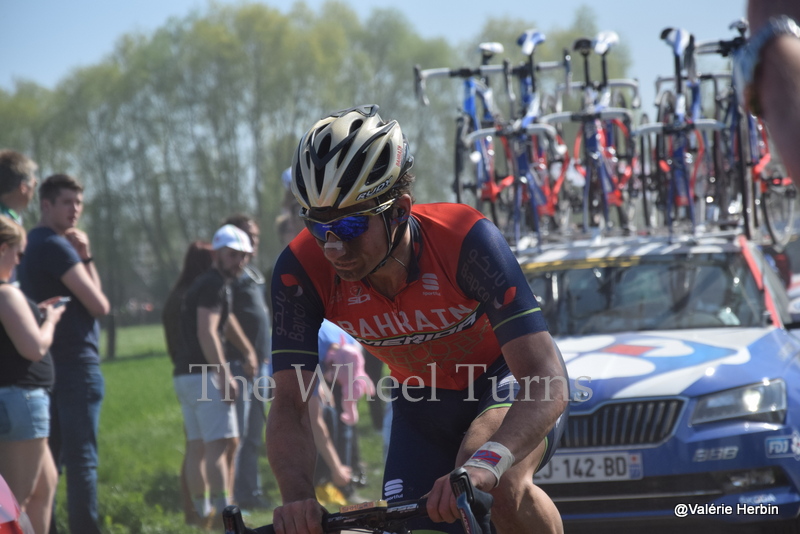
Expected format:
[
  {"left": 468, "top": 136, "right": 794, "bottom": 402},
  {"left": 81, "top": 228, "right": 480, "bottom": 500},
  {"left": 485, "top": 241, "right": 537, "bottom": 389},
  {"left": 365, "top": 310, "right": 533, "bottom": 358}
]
[{"left": 313, "top": 200, "right": 391, "bottom": 282}]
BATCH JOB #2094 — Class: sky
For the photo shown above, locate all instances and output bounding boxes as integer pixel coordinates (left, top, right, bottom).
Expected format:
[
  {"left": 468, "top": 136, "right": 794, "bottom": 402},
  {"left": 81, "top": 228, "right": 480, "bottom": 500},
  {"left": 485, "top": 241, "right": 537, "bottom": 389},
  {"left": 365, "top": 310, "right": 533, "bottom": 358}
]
[{"left": 1, "top": 0, "right": 747, "bottom": 116}]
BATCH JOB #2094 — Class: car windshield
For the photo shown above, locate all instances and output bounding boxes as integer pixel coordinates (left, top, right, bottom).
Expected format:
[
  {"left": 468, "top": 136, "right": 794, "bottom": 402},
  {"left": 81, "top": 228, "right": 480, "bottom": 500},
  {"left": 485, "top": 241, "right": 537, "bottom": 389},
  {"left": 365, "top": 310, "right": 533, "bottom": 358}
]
[{"left": 526, "top": 251, "right": 766, "bottom": 336}]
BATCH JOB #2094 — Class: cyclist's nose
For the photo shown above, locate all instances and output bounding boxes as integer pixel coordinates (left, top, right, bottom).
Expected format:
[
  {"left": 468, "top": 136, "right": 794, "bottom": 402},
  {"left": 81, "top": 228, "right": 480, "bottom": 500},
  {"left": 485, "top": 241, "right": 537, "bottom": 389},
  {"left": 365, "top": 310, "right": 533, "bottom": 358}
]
[{"left": 323, "top": 235, "right": 346, "bottom": 259}]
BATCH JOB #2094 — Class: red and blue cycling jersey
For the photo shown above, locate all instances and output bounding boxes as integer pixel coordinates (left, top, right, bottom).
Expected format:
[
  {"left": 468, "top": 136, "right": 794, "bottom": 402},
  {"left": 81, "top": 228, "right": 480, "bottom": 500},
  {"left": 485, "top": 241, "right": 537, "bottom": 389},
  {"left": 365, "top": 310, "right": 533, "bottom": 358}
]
[{"left": 270, "top": 203, "right": 548, "bottom": 390}]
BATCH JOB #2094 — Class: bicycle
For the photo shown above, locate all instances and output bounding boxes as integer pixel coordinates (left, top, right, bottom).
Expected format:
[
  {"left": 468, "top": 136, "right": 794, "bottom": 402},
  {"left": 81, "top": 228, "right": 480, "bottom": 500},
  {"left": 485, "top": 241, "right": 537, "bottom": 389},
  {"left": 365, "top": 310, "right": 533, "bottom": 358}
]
[
  {"left": 222, "top": 468, "right": 493, "bottom": 534},
  {"left": 637, "top": 27, "right": 726, "bottom": 236},
  {"left": 697, "top": 19, "right": 797, "bottom": 250},
  {"left": 414, "top": 43, "right": 509, "bottom": 223},
  {"left": 489, "top": 30, "right": 573, "bottom": 249},
  {"left": 542, "top": 31, "right": 640, "bottom": 235}
]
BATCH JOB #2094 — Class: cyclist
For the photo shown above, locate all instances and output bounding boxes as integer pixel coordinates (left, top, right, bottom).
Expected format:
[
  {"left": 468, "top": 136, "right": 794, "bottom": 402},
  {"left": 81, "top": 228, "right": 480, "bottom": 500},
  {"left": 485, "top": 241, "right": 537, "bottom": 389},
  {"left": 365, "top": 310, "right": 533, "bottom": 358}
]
[{"left": 267, "top": 104, "right": 568, "bottom": 534}]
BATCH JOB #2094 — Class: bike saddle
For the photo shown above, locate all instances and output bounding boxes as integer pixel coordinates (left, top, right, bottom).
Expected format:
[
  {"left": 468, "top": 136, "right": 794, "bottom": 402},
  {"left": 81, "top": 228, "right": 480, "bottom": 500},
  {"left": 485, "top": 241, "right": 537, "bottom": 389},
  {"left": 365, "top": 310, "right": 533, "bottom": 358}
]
[
  {"left": 593, "top": 31, "right": 619, "bottom": 55},
  {"left": 729, "top": 18, "right": 748, "bottom": 36},
  {"left": 517, "top": 29, "right": 546, "bottom": 56},
  {"left": 660, "top": 27, "right": 694, "bottom": 57},
  {"left": 573, "top": 38, "right": 593, "bottom": 56},
  {"left": 478, "top": 42, "right": 504, "bottom": 59}
]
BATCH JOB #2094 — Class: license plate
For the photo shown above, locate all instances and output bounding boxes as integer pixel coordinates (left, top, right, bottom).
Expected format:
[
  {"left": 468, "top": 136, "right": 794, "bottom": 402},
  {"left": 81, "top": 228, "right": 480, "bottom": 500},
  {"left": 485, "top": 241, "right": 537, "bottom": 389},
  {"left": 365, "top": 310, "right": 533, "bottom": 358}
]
[{"left": 534, "top": 452, "right": 643, "bottom": 484}]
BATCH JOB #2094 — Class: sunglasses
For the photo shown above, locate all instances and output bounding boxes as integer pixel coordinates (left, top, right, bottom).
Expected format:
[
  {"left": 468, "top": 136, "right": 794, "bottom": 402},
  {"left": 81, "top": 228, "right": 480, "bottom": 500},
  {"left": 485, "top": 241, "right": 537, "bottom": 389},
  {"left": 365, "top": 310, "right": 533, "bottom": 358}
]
[{"left": 301, "top": 199, "right": 396, "bottom": 242}]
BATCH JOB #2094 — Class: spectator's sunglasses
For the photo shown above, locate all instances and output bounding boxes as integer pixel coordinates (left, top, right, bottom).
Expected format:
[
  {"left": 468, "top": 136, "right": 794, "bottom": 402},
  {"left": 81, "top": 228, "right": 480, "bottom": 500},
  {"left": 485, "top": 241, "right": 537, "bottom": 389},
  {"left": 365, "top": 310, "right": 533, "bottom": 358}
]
[{"left": 300, "top": 199, "right": 396, "bottom": 242}]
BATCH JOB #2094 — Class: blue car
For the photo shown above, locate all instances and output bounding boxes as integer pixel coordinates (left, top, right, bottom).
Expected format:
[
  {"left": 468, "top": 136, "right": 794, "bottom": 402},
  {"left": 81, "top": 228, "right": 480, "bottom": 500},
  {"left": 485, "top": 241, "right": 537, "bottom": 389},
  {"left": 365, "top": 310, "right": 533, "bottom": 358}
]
[{"left": 517, "top": 232, "right": 800, "bottom": 533}]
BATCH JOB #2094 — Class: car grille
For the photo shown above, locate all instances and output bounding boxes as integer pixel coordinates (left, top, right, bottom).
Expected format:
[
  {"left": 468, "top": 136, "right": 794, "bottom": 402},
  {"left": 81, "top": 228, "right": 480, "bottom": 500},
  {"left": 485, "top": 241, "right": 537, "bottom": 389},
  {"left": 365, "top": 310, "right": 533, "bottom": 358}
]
[{"left": 561, "top": 399, "right": 684, "bottom": 448}]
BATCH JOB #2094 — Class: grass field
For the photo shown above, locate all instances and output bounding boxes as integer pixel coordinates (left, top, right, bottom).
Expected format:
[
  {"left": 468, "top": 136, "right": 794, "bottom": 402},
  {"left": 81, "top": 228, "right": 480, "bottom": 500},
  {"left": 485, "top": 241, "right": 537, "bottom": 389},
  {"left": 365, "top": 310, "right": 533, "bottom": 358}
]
[{"left": 50, "top": 324, "right": 387, "bottom": 533}]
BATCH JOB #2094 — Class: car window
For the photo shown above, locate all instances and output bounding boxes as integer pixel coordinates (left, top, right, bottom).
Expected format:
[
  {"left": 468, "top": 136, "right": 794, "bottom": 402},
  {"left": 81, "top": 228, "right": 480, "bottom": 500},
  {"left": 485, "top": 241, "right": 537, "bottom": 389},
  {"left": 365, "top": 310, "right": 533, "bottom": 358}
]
[{"left": 527, "top": 251, "right": 766, "bottom": 336}]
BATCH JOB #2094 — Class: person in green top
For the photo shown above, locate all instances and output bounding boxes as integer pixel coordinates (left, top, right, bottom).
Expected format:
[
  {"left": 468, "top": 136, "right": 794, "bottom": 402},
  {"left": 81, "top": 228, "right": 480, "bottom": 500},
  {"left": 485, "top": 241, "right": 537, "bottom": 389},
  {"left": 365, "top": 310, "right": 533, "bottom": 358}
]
[{"left": 0, "top": 150, "right": 38, "bottom": 225}]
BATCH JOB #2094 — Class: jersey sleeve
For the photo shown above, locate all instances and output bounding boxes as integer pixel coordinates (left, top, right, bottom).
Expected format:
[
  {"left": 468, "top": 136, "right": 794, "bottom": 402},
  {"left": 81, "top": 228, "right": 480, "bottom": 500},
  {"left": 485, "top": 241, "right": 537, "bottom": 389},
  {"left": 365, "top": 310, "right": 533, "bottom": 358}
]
[
  {"left": 456, "top": 218, "right": 548, "bottom": 346},
  {"left": 270, "top": 246, "right": 326, "bottom": 374},
  {"left": 196, "top": 275, "right": 225, "bottom": 310},
  {"left": 42, "top": 235, "right": 80, "bottom": 279}
]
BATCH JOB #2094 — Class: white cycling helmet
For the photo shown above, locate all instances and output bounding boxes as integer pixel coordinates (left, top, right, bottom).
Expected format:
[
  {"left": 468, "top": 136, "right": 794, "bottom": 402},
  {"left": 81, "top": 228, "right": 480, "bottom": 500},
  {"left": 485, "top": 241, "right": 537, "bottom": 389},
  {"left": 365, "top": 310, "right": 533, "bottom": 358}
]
[{"left": 291, "top": 104, "right": 414, "bottom": 210}]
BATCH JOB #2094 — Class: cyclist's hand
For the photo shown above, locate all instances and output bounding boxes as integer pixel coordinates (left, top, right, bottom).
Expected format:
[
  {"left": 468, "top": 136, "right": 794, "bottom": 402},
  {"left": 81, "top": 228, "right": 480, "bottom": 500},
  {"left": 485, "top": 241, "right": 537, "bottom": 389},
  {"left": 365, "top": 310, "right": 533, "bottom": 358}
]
[
  {"left": 462, "top": 465, "right": 497, "bottom": 492},
  {"left": 272, "top": 498, "right": 326, "bottom": 534},
  {"left": 425, "top": 473, "right": 460, "bottom": 524},
  {"left": 426, "top": 467, "right": 495, "bottom": 524}
]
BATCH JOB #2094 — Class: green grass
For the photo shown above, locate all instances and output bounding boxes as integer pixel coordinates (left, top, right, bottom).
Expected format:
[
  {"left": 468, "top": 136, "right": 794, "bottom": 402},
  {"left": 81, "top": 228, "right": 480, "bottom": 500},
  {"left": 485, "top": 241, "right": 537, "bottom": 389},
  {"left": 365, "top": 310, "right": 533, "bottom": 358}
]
[{"left": 52, "top": 323, "right": 387, "bottom": 533}]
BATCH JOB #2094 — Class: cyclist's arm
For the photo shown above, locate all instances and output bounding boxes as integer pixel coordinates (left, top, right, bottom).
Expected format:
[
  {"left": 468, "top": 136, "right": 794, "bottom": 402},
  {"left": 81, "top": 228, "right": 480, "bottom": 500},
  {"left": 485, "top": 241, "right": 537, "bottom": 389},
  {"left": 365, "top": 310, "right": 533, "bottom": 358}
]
[
  {"left": 458, "top": 219, "right": 568, "bottom": 488},
  {"left": 747, "top": 0, "right": 800, "bottom": 184},
  {"left": 479, "top": 331, "right": 566, "bottom": 478},
  {"left": 268, "top": 246, "right": 330, "bottom": 534},
  {"left": 266, "top": 368, "right": 326, "bottom": 534}
]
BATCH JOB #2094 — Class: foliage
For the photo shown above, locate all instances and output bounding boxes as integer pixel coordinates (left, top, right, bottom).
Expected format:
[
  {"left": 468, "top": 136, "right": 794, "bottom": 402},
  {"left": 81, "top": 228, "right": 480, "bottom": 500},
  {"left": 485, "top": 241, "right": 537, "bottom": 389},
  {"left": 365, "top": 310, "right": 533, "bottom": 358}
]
[{"left": 0, "top": 2, "right": 630, "bottom": 342}]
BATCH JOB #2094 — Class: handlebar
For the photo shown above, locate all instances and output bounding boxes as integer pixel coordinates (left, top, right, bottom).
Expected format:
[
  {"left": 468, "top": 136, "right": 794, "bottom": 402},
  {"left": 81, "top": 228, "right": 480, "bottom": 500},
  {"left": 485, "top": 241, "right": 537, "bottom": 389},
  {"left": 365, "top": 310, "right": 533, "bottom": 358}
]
[
  {"left": 223, "top": 468, "right": 493, "bottom": 534},
  {"left": 634, "top": 118, "right": 725, "bottom": 137},
  {"left": 556, "top": 78, "right": 640, "bottom": 109},
  {"left": 463, "top": 122, "right": 559, "bottom": 146},
  {"left": 539, "top": 107, "right": 633, "bottom": 126},
  {"left": 693, "top": 37, "right": 746, "bottom": 58},
  {"left": 413, "top": 64, "right": 506, "bottom": 106}
]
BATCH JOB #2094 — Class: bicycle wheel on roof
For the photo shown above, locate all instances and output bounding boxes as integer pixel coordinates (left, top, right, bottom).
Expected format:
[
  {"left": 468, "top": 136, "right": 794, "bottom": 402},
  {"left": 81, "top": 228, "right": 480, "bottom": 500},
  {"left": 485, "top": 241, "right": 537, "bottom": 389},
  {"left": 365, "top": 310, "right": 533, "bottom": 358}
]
[
  {"left": 757, "top": 119, "right": 797, "bottom": 251},
  {"left": 637, "top": 113, "right": 663, "bottom": 232},
  {"left": 712, "top": 89, "right": 750, "bottom": 236}
]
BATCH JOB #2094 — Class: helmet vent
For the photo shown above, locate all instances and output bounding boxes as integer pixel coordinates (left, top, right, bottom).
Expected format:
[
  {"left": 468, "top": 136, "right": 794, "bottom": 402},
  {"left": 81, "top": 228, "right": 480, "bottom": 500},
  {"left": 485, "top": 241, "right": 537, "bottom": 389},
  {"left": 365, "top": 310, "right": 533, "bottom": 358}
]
[
  {"left": 294, "top": 160, "right": 307, "bottom": 198},
  {"left": 340, "top": 151, "right": 367, "bottom": 189},
  {"left": 365, "top": 145, "right": 390, "bottom": 186},
  {"left": 316, "top": 134, "right": 332, "bottom": 160},
  {"left": 337, "top": 137, "right": 356, "bottom": 167}
]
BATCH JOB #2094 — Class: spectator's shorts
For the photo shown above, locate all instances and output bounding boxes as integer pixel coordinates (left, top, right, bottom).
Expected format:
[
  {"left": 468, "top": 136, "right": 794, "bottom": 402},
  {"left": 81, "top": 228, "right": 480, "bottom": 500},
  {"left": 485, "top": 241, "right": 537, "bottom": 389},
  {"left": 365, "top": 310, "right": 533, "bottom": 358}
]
[
  {"left": 0, "top": 386, "right": 50, "bottom": 441},
  {"left": 174, "top": 372, "right": 239, "bottom": 442}
]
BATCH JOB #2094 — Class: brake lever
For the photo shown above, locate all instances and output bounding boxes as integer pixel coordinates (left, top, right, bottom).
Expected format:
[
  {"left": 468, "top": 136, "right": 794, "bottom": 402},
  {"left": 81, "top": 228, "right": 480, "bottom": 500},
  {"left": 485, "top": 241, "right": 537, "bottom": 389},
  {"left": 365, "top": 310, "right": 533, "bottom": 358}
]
[{"left": 449, "top": 468, "right": 493, "bottom": 534}]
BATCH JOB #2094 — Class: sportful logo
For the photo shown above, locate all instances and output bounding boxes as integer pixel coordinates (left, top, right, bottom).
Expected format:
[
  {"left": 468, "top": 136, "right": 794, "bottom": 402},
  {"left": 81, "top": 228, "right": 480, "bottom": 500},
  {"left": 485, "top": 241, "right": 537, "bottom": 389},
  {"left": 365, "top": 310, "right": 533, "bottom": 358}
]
[
  {"left": 421, "top": 273, "right": 439, "bottom": 292},
  {"left": 384, "top": 478, "right": 404, "bottom": 499}
]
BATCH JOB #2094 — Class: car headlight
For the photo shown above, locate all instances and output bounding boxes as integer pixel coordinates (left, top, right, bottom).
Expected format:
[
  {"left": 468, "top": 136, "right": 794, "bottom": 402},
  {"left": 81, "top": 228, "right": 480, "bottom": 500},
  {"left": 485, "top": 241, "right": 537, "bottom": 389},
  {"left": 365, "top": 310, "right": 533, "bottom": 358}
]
[{"left": 691, "top": 379, "right": 787, "bottom": 425}]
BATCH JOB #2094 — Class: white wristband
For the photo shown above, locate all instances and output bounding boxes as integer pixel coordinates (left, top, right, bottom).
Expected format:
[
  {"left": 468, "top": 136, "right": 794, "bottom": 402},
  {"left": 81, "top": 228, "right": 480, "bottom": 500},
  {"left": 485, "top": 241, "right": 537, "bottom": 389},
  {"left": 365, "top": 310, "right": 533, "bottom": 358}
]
[{"left": 463, "top": 441, "right": 515, "bottom": 487}]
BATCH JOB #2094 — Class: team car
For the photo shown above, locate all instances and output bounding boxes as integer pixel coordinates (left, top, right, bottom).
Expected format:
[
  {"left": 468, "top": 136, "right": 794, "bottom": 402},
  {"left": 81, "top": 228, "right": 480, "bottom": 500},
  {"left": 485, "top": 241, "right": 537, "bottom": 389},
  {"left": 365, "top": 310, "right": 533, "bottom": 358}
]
[{"left": 517, "top": 232, "right": 800, "bottom": 533}]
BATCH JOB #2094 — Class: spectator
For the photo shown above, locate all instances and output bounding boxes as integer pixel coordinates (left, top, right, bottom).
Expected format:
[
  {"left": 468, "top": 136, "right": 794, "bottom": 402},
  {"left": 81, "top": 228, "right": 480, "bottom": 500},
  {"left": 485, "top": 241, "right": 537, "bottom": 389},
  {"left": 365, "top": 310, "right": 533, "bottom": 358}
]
[
  {"left": 310, "top": 320, "right": 372, "bottom": 506},
  {"left": 0, "top": 215, "right": 66, "bottom": 534},
  {"left": 174, "top": 224, "right": 257, "bottom": 525},
  {"left": 162, "top": 240, "right": 213, "bottom": 526},
  {"left": 740, "top": 1, "right": 800, "bottom": 183},
  {"left": 18, "top": 174, "right": 110, "bottom": 534},
  {"left": 0, "top": 150, "right": 38, "bottom": 225},
  {"left": 0, "top": 150, "right": 39, "bottom": 284},
  {"left": 222, "top": 214, "right": 271, "bottom": 510}
]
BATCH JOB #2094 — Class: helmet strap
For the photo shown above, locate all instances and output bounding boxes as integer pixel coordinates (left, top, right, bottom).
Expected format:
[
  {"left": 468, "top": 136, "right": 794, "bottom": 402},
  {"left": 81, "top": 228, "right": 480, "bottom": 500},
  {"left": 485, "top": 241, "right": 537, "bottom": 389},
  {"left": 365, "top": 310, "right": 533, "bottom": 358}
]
[{"left": 367, "top": 210, "right": 408, "bottom": 276}]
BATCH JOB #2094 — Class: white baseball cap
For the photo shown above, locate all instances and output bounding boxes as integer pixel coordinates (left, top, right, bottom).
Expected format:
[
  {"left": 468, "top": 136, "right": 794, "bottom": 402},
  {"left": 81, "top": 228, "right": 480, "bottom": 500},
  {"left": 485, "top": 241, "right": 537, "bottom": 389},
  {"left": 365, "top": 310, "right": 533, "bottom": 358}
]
[{"left": 212, "top": 224, "right": 253, "bottom": 253}]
